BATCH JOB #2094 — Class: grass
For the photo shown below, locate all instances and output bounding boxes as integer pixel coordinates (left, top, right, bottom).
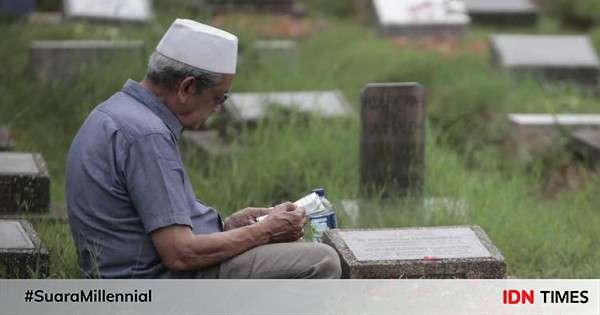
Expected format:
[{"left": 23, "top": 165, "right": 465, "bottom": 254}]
[{"left": 1, "top": 4, "right": 600, "bottom": 278}]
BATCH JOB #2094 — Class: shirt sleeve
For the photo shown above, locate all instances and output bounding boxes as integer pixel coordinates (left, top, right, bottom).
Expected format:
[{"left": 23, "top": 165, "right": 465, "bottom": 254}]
[{"left": 124, "top": 133, "right": 192, "bottom": 234}]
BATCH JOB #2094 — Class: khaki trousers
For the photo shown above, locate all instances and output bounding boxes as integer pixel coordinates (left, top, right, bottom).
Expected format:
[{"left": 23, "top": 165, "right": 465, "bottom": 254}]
[{"left": 193, "top": 242, "right": 342, "bottom": 279}]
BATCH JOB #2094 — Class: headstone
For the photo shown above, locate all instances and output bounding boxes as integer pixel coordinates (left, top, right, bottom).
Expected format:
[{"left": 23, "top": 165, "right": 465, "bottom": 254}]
[
  {"left": 252, "top": 39, "right": 299, "bottom": 65},
  {"left": 0, "top": 0, "right": 35, "bottom": 17},
  {"left": 360, "top": 83, "right": 425, "bottom": 197},
  {"left": 207, "top": 0, "right": 297, "bottom": 14},
  {"left": 490, "top": 35, "right": 600, "bottom": 87},
  {"left": 0, "top": 220, "right": 49, "bottom": 278},
  {"left": 224, "top": 90, "right": 353, "bottom": 123},
  {"left": 507, "top": 114, "right": 600, "bottom": 160},
  {"left": 180, "top": 130, "right": 232, "bottom": 157},
  {"left": 569, "top": 129, "right": 600, "bottom": 168},
  {"left": 0, "top": 126, "right": 15, "bottom": 151},
  {"left": 63, "top": 0, "right": 152, "bottom": 23},
  {"left": 322, "top": 226, "right": 506, "bottom": 279},
  {"left": 0, "top": 152, "right": 50, "bottom": 214},
  {"left": 28, "top": 40, "right": 145, "bottom": 82},
  {"left": 373, "top": 0, "right": 470, "bottom": 38},
  {"left": 28, "top": 12, "right": 63, "bottom": 24},
  {"left": 463, "top": 0, "right": 538, "bottom": 25}
]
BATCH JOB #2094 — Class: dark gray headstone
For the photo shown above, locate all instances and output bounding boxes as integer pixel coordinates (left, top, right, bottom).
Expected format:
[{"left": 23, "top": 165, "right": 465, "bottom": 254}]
[
  {"left": 373, "top": 0, "right": 470, "bottom": 38},
  {"left": 570, "top": 129, "right": 600, "bottom": 168},
  {"left": 491, "top": 35, "right": 600, "bottom": 87},
  {"left": 463, "top": 0, "right": 538, "bottom": 25},
  {"left": 0, "top": 126, "right": 15, "bottom": 151},
  {"left": 360, "top": 83, "right": 425, "bottom": 197},
  {"left": 0, "top": 152, "right": 50, "bottom": 214},
  {"left": 0, "top": 220, "right": 49, "bottom": 278},
  {"left": 63, "top": 0, "right": 152, "bottom": 23},
  {"left": 507, "top": 114, "right": 600, "bottom": 162},
  {"left": 180, "top": 130, "right": 232, "bottom": 157},
  {"left": 322, "top": 226, "right": 505, "bottom": 279},
  {"left": 0, "top": 0, "right": 35, "bottom": 17},
  {"left": 28, "top": 40, "right": 145, "bottom": 82},
  {"left": 224, "top": 90, "right": 353, "bottom": 123}
]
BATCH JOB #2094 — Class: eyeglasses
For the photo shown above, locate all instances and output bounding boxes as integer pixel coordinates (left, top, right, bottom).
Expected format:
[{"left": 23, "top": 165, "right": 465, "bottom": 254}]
[{"left": 215, "top": 93, "right": 229, "bottom": 106}]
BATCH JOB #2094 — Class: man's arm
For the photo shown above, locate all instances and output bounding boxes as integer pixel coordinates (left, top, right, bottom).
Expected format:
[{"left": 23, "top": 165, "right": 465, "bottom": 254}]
[{"left": 151, "top": 207, "right": 306, "bottom": 271}]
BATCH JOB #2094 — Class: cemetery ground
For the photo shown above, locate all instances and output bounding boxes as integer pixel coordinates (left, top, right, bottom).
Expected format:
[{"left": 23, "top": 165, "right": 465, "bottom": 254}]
[{"left": 2, "top": 3, "right": 600, "bottom": 278}]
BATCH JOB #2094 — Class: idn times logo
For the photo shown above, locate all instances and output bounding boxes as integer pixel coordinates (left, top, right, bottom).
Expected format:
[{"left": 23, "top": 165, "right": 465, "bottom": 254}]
[{"left": 503, "top": 289, "right": 589, "bottom": 305}]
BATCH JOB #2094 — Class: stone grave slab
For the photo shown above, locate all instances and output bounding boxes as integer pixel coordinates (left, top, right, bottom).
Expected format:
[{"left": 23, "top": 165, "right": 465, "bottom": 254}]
[
  {"left": 360, "top": 83, "right": 425, "bottom": 197},
  {"left": 373, "top": 0, "right": 470, "bottom": 38},
  {"left": 63, "top": 0, "right": 152, "bottom": 23},
  {"left": 28, "top": 12, "right": 63, "bottom": 24},
  {"left": 570, "top": 129, "right": 600, "bottom": 168},
  {"left": 0, "top": 0, "right": 35, "bottom": 17},
  {"left": 28, "top": 40, "right": 145, "bottom": 82},
  {"left": 490, "top": 35, "right": 600, "bottom": 87},
  {"left": 0, "top": 152, "right": 50, "bottom": 214},
  {"left": 252, "top": 39, "right": 299, "bottom": 65},
  {"left": 224, "top": 90, "right": 353, "bottom": 123},
  {"left": 0, "top": 220, "right": 49, "bottom": 278},
  {"left": 507, "top": 114, "right": 600, "bottom": 161},
  {"left": 322, "top": 226, "right": 505, "bottom": 279},
  {"left": 463, "top": 0, "right": 538, "bottom": 25},
  {"left": 0, "top": 126, "right": 15, "bottom": 151},
  {"left": 180, "top": 130, "right": 232, "bottom": 157}
]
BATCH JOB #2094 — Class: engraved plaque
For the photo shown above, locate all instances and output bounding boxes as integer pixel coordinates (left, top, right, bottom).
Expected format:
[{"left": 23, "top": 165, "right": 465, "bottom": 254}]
[
  {"left": 339, "top": 227, "right": 491, "bottom": 261},
  {"left": 0, "top": 221, "right": 34, "bottom": 249},
  {"left": 0, "top": 153, "right": 39, "bottom": 174}
]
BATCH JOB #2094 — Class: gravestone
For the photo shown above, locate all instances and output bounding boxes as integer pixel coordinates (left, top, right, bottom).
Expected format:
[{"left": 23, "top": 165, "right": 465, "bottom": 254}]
[
  {"left": 252, "top": 39, "right": 299, "bottom": 65},
  {"left": 570, "top": 129, "right": 600, "bottom": 168},
  {"left": 28, "top": 40, "right": 145, "bottom": 82},
  {"left": 490, "top": 35, "right": 600, "bottom": 87},
  {"left": 0, "top": 126, "right": 15, "bottom": 151},
  {"left": 63, "top": 0, "right": 152, "bottom": 23},
  {"left": 180, "top": 130, "right": 232, "bottom": 157},
  {"left": 463, "top": 0, "right": 538, "bottom": 25},
  {"left": 0, "top": 0, "right": 35, "bottom": 17},
  {"left": 373, "top": 0, "right": 470, "bottom": 38},
  {"left": 360, "top": 83, "right": 425, "bottom": 197},
  {"left": 224, "top": 90, "right": 353, "bottom": 124},
  {"left": 507, "top": 114, "right": 600, "bottom": 161},
  {"left": 28, "top": 12, "right": 63, "bottom": 24},
  {"left": 322, "top": 226, "right": 505, "bottom": 279},
  {"left": 0, "top": 152, "right": 50, "bottom": 214},
  {"left": 0, "top": 220, "right": 49, "bottom": 278}
]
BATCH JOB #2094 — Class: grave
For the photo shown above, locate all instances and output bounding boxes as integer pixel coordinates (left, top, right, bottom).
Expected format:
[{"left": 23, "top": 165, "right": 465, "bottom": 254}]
[
  {"left": 224, "top": 90, "right": 353, "bottom": 124},
  {"left": 28, "top": 40, "right": 145, "bottom": 82},
  {"left": 490, "top": 35, "right": 600, "bottom": 87},
  {"left": 322, "top": 226, "right": 505, "bottom": 279},
  {"left": 252, "top": 39, "right": 299, "bottom": 65},
  {"left": 372, "top": 0, "right": 471, "bottom": 38},
  {"left": 206, "top": 0, "right": 298, "bottom": 14},
  {"left": 463, "top": 0, "right": 538, "bottom": 26},
  {"left": 28, "top": 12, "right": 63, "bottom": 24},
  {"left": 180, "top": 130, "right": 232, "bottom": 157},
  {"left": 507, "top": 114, "right": 600, "bottom": 161},
  {"left": 0, "top": 126, "right": 15, "bottom": 151},
  {"left": 0, "top": 152, "right": 50, "bottom": 214},
  {"left": 63, "top": 0, "right": 152, "bottom": 23},
  {"left": 570, "top": 129, "right": 600, "bottom": 168},
  {"left": 0, "top": 220, "right": 49, "bottom": 278},
  {"left": 0, "top": 0, "right": 35, "bottom": 17},
  {"left": 360, "top": 83, "right": 425, "bottom": 197}
]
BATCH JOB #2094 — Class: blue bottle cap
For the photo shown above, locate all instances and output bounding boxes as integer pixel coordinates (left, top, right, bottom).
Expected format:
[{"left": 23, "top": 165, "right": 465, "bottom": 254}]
[{"left": 312, "top": 188, "right": 326, "bottom": 197}]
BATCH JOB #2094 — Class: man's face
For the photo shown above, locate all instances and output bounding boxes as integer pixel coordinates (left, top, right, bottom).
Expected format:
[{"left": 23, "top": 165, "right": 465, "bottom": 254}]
[{"left": 176, "top": 74, "right": 235, "bottom": 129}]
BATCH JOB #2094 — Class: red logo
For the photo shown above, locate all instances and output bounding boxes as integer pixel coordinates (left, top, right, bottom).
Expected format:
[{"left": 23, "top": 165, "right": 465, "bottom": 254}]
[{"left": 503, "top": 290, "right": 535, "bottom": 304}]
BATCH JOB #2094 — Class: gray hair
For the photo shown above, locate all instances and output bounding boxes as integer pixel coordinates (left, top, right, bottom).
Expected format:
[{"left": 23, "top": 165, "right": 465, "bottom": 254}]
[{"left": 145, "top": 51, "right": 224, "bottom": 93}]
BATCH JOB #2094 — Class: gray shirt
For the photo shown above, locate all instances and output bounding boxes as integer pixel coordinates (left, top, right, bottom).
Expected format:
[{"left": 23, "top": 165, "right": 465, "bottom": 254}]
[{"left": 66, "top": 79, "right": 223, "bottom": 279}]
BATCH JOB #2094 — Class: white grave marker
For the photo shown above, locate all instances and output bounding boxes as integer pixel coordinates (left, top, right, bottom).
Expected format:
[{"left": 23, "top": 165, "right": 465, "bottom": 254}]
[{"left": 64, "top": 0, "right": 152, "bottom": 22}]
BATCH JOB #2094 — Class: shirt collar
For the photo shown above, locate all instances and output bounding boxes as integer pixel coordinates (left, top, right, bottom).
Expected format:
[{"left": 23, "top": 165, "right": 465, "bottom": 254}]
[{"left": 121, "top": 79, "right": 183, "bottom": 140}]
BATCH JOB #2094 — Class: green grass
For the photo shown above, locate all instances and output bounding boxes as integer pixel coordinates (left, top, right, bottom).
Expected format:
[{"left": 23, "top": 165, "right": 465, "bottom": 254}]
[{"left": 1, "top": 5, "right": 600, "bottom": 278}]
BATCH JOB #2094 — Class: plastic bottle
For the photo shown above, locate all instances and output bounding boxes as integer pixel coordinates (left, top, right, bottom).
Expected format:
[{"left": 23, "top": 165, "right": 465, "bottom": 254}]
[{"left": 308, "top": 188, "right": 337, "bottom": 243}]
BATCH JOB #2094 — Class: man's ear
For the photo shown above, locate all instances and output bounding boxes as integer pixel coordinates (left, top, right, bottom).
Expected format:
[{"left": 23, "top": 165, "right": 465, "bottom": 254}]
[{"left": 177, "top": 76, "right": 197, "bottom": 103}]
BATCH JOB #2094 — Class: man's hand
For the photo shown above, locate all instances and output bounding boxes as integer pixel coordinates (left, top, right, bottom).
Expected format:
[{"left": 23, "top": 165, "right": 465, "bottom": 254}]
[
  {"left": 258, "top": 205, "right": 307, "bottom": 243},
  {"left": 223, "top": 202, "right": 296, "bottom": 231}
]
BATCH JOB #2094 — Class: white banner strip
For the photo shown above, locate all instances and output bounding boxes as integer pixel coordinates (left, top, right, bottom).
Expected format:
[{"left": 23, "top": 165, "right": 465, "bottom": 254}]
[{"left": 1, "top": 280, "right": 599, "bottom": 315}]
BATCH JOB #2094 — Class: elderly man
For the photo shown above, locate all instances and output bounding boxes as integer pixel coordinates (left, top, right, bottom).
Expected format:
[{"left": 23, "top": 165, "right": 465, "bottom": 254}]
[{"left": 66, "top": 19, "right": 341, "bottom": 279}]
